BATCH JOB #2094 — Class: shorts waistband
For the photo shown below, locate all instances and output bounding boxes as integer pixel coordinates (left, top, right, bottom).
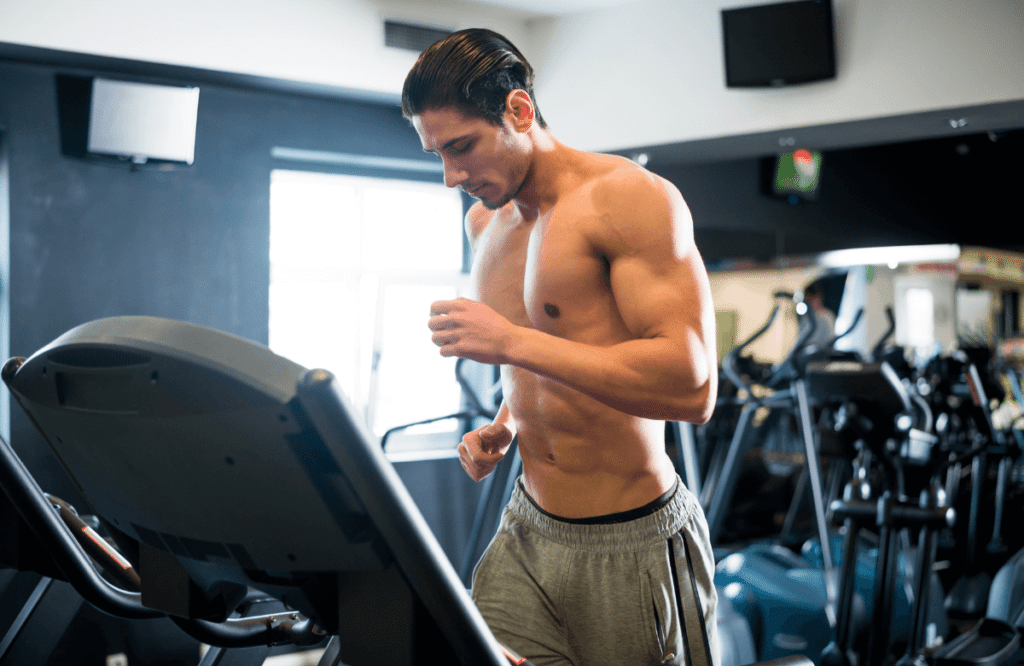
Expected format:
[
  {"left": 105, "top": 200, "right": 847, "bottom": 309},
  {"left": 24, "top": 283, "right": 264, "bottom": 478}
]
[
  {"left": 520, "top": 478, "right": 677, "bottom": 525},
  {"left": 504, "top": 475, "right": 699, "bottom": 551}
]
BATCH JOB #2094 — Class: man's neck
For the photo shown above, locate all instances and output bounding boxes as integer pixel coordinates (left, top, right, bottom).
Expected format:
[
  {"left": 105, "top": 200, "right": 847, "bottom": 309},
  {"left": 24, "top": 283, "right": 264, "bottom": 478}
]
[{"left": 510, "top": 130, "right": 575, "bottom": 219}]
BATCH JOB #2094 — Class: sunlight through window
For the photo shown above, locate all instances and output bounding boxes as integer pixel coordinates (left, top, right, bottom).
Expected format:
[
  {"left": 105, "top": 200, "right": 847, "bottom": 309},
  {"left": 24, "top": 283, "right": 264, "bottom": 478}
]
[{"left": 269, "top": 170, "right": 466, "bottom": 440}]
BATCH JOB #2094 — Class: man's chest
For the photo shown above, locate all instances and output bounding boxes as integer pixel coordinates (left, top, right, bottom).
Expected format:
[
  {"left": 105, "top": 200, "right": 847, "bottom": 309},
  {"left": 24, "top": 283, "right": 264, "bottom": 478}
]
[{"left": 472, "top": 213, "right": 610, "bottom": 332}]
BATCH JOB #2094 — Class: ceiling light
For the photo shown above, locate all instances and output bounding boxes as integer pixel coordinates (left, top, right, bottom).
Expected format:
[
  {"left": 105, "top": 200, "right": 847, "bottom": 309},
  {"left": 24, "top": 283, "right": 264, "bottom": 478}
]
[{"left": 818, "top": 244, "right": 961, "bottom": 268}]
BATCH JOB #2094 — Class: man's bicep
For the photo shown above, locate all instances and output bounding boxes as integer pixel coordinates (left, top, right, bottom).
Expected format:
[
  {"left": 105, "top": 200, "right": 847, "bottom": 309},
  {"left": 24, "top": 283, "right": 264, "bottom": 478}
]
[
  {"left": 610, "top": 246, "right": 713, "bottom": 344},
  {"left": 598, "top": 171, "right": 715, "bottom": 350},
  {"left": 611, "top": 248, "right": 718, "bottom": 420}
]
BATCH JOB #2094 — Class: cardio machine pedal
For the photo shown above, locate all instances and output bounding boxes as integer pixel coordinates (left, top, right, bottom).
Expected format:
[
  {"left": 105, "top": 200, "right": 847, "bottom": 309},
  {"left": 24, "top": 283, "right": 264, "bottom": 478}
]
[{"left": 932, "top": 618, "right": 1020, "bottom": 666}]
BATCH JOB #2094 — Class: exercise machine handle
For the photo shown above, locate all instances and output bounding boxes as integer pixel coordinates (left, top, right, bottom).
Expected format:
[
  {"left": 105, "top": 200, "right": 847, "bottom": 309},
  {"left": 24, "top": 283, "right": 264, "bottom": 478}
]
[
  {"left": 765, "top": 300, "right": 818, "bottom": 387},
  {"left": 0, "top": 422, "right": 160, "bottom": 619},
  {"left": 871, "top": 307, "right": 896, "bottom": 361},
  {"left": 829, "top": 308, "right": 863, "bottom": 348},
  {"left": 46, "top": 493, "right": 142, "bottom": 592},
  {"left": 381, "top": 358, "right": 499, "bottom": 450},
  {"left": 722, "top": 304, "right": 781, "bottom": 395}
]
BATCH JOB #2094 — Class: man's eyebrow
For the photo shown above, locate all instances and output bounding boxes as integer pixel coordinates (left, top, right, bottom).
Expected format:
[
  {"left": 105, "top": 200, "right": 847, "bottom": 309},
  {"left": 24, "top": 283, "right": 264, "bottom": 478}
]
[
  {"left": 428, "top": 134, "right": 473, "bottom": 153},
  {"left": 422, "top": 134, "right": 472, "bottom": 155},
  {"left": 441, "top": 135, "right": 471, "bottom": 150}
]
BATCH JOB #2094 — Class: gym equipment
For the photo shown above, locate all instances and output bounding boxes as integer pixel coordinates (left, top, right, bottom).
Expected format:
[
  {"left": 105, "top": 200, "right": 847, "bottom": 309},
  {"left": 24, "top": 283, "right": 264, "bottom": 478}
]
[
  {"left": 988, "top": 547, "right": 1024, "bottom": 625},
  {"left": 716, "top": 501, "right": 945, "bottom": 666},
  {"left": 929, "top": 618, "right": 1021, "bottom": 666},
  {"left": 935, "top": 356, "right": 1020, "bottom": 619},
  {"left": 377, "top": 357, "right": 522, "bottom": 587},
  {"left": 707, "top": 294, "right": 865, "bottom": 586},
  {"left": 707, "top": 293, "right": 832, "bottom": 550},
  {"left": 806, "top": 359, "right": 950, "bottom": 666},
  {"left": 380, "top": 358, "right": 500, "bottom": 451},
  {"left": 716, "top": 355, "right": 958, "bottom": 666},
  {"left": 0, "top": 315, "right": 816, "bottom": 666},
  {"left": 0, "top": 316, "right": 512, "bottom": 666},
  {"left": 923, "top": 359, "right": 1024, "bottom": 666},
  {"left": 706, "top": 287, "right": 1024, "bottom": 666}
]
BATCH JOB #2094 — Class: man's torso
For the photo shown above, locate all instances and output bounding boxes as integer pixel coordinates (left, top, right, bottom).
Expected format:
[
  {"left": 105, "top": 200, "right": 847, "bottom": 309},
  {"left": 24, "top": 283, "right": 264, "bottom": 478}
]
[{"left": 469, "top": 154, "right": 676, "bottom": 518}]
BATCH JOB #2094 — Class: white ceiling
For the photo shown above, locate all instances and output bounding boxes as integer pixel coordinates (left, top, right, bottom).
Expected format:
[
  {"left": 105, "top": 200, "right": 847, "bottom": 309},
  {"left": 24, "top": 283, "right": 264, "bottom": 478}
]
[{"left": 461, "top": 0, "right": 638, "bottom": 17}]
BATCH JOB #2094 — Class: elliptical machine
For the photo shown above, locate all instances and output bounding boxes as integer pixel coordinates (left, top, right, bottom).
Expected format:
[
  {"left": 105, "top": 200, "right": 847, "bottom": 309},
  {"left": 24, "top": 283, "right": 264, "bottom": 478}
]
[
  {"left": 807, "top": 359, "right": 952, "bottom": 666},
  {"left": 705, "top": 291, "right": 847, "bottom": 559}
]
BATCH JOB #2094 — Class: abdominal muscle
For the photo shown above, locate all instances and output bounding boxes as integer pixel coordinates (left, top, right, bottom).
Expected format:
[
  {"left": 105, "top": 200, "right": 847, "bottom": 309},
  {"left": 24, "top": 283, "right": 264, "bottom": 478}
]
[{"left": 503, "top": 365, "right": 677, "bottom": 519}]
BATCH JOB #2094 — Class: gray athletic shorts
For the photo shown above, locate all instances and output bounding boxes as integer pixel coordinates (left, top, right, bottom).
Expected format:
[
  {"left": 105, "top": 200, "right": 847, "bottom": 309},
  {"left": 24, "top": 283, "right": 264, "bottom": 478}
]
[{"left": 471, "top": 476, "right": 720, "bottom": 666}]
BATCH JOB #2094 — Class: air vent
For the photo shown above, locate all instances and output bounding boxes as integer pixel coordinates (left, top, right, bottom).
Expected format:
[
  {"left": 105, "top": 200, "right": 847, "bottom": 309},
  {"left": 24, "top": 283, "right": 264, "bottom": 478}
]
[
  {"left": 384, "top": 20, "right": 451, "bottom": 53},
  {"left": 47, "top": 348, "right": 151, "bottom": 368}
]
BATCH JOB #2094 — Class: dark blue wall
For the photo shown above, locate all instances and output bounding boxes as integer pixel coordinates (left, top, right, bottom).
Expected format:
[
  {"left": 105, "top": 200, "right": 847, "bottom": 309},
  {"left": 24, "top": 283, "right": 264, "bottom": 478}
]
[
  {"left": 0, "top": 57, "right": 491, "bottom": 571},
  {"left": 0, "top": 60, "right": 438, "bottom": 350}
]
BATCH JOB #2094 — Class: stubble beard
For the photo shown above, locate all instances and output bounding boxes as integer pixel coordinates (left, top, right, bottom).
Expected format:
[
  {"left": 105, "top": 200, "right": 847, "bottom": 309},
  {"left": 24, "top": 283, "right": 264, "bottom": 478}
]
[{"left": 481, "top": 165, "right": 530, "bottom": 211}]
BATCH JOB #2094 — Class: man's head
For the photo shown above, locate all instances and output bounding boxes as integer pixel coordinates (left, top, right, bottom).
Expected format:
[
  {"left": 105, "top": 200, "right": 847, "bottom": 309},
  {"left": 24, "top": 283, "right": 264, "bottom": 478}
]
[
  {"left": 404, "top": 29, "right": 545, "bottom": 209},
  {"left": 803, "top": 283, "right": 827, "bottom": 311},
  {"left": 402, "top": 28, "right": 546, "bottom": 129}
]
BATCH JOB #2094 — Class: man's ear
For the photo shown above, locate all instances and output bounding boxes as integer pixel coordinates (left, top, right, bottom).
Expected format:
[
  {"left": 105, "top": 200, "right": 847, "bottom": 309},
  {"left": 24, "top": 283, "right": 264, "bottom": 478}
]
[{"left": 505, "top": 90, "right": 535, "bottom": 132}]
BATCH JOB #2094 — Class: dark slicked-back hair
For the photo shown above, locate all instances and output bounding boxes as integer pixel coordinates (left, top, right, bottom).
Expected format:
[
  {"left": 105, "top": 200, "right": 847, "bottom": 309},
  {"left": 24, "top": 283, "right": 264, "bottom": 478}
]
[{"left": 402, "top": 28, "right": 547, "bottom": 128}]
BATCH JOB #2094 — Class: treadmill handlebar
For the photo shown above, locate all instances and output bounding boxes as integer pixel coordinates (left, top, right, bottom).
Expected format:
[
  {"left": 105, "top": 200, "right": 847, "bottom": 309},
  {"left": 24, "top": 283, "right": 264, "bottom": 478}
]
[
  {"left": 0, "top": 414, "right": 160, "bottom": 619},
  {"left": 47, "top": 493, "right": 143, "bottom": 592}
]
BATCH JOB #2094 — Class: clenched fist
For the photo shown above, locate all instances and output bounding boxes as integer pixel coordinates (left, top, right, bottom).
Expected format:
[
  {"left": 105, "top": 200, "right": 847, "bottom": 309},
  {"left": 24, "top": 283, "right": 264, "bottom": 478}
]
[
  {"left": 458, "top": 422, "right": 515, "bottom": 481},
  {"left": 428, "top": 298, "right": 518, "bottom": 365}
]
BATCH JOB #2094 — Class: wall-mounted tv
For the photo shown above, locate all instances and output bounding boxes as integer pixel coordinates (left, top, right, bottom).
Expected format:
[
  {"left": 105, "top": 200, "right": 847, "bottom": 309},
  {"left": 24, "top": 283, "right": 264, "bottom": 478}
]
[
  {"left": 56, "top": 74, "right": 200, "bottom": 166},
  {"left": 722, "top": 0, "right": 836, "bottom": 88},
  {"left": 771, "top": 148, "right": 823, "bottom": 202}
]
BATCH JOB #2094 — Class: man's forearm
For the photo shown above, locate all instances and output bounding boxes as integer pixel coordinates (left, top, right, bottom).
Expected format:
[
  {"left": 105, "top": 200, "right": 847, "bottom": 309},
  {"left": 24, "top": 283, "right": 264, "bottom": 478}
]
[{"left": 504, "top": 326, "right": 715, "bottom": 424}]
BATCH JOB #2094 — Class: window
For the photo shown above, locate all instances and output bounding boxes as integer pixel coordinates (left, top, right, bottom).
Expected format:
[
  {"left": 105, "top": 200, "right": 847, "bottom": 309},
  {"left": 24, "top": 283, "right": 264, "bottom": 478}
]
[
  {"left": 268, "top": 169, "right": 468, "bottom": 443},
  {"left": 905, "top": 287, "right": 935, "bottom": 350}
]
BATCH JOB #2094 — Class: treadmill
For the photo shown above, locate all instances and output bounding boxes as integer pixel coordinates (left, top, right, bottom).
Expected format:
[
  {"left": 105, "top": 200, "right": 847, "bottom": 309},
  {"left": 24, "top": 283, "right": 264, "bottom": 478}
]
[{"left": 0, "top": 316, "right": 508, "bottom": 666}]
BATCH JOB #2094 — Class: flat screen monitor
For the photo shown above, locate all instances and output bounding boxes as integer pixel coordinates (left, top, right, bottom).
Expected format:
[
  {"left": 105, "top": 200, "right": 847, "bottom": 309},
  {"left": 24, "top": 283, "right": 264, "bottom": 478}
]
[
  {"left": 86, "top": 78, "right": 200, "bottom": 164},
  {"left": 722, "top": 0, "right": 836, "bottom": 88},
  {"left": 5, "top": 316, "right": 506, "bottom": 665}
]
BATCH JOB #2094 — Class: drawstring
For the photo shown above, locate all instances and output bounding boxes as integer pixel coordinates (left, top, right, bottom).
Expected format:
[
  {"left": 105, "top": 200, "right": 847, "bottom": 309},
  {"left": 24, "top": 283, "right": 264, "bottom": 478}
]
[
  {"left": 668, "top": 532, "right": 713, "bottom": 666},
  {"left": 681, "top": 532, "right": 713, "bottom": 665}
]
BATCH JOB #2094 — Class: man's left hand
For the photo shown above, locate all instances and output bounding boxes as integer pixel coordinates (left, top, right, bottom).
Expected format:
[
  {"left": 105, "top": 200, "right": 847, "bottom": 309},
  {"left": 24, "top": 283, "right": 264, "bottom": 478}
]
[{"left": 428, "top": 298, "right": 517, "bottom": 365}]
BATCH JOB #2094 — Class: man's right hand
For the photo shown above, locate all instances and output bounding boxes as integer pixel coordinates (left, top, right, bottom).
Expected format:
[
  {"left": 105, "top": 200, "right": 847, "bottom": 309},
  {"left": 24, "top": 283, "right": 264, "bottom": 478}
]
[{"left": 458, "top": 422, "right": 514, "bottom": 481}]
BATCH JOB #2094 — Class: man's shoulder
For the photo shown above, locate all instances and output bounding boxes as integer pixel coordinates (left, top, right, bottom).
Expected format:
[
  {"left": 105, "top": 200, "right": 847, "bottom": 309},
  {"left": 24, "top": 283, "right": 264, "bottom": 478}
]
[
  {"left": 465, "top": 200, "right": 494, "bottom": 232},
  {"left": 579, "top": 155, "right": 683, "bottom": 217},
  {"left": 464, "top": 200, "right": 516, "bottom": 246},
  {"left": 465, "top": 201, "right": 490, "bottom": 236},
  {"left": 576, "top": 158, "right": 690, "bottom": 240}
]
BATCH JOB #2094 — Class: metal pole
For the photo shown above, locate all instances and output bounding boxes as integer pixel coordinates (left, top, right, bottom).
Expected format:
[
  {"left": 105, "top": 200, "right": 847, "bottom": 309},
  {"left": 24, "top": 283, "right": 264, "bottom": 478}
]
[{"left": 794, "top": 379, "right": 835, "bottom": 621}]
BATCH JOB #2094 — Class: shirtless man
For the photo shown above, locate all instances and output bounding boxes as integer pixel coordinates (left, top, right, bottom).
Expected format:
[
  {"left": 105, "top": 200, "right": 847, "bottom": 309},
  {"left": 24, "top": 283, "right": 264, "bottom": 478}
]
[{"left": 403, "top": 29, "right": 720, "bottom": 666}]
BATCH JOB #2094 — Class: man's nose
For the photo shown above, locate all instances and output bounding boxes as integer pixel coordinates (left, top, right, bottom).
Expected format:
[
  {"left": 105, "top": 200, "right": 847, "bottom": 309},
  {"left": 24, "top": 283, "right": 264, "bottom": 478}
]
[{"left": 442, "top": 161, "right": 469, "bottom": 189}]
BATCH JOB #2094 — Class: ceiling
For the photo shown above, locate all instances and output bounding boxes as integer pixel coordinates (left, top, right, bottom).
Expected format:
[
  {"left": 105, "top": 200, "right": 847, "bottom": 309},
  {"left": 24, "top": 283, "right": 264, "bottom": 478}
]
[{"left": 462, "top": 0, "right": 638, "bottom": 17}]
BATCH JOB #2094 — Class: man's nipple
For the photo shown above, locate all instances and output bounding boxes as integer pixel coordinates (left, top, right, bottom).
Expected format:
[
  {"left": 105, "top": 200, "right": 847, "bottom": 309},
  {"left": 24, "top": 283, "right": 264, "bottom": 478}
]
[{"left": 544, "top": 303, "right": 560, "bottom": 318}]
